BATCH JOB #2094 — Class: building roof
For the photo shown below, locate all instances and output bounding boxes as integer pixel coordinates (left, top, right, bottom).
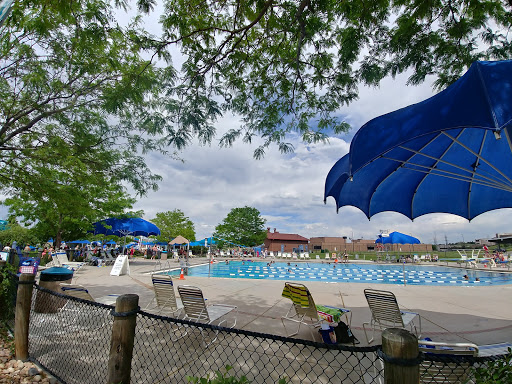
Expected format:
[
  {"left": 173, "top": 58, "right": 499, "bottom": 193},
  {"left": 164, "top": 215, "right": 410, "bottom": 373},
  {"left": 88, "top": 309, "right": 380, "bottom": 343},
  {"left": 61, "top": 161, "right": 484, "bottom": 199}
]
[{"left": 266, "top": 232, "right": 309, "bottom": 242}]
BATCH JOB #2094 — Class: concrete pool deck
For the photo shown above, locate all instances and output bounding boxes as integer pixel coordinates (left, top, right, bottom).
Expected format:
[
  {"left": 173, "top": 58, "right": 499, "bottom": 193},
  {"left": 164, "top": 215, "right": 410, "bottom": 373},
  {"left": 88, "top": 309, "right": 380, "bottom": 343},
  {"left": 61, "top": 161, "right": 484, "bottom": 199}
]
[{"left": 66, "top": 258, "right": 512, "bottom": 347}]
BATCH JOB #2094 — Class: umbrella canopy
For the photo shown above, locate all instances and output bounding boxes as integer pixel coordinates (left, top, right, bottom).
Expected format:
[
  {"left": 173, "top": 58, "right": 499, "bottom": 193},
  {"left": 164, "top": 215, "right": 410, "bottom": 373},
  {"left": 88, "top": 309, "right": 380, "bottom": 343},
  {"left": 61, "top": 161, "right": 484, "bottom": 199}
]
[
  {"left": 104, "top": 240, "right": 117, "bottom": 245},
  {"left": 189, "top": 237, "right": 218, "bottom": 247},
  {"left": 68, "top": 240, "right": 91, "bottom": 244},
  {"left": 169, "top": 235, "right": 189, "bottom": 245},
  {"left": 325, "top": 60, "right": 512, "bottom": 221},
  {"left": 92, "top": 217, "right": 160, "bottom": 237},
  {"left": 375, "top": 232, "right": 420, "bottom": 245}
]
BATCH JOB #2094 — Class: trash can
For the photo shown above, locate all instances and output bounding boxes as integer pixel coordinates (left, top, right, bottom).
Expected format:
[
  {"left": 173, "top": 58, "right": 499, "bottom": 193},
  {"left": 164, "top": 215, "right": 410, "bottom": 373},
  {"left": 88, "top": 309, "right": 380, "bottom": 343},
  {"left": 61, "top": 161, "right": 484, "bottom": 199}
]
[
  {"left": 34, "top": 267, "right": 74, "bottom": 313},
  {"left": 161, "top": 251, "right": 168, "bottom": 261}
]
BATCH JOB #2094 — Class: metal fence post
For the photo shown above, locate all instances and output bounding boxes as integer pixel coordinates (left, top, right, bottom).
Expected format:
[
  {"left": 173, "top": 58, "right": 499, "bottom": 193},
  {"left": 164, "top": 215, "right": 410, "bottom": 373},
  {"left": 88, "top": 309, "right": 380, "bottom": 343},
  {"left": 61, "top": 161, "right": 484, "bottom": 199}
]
[
  {"left": 15, "top": 273, "right": 35, "bottom": 360},
  {"left": 382, "top": 328, "right": 420, "bottom": 384},
  {"left": 107, "top": 294, "right": 139, "bottom": 384}
]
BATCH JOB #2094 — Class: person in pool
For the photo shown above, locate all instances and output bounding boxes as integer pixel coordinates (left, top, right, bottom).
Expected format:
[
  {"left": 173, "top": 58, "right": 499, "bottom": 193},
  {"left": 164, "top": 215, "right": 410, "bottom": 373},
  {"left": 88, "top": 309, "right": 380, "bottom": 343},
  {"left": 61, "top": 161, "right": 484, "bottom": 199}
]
[{"left": 463, "top": 274, "right": 469, "bottom": 280}]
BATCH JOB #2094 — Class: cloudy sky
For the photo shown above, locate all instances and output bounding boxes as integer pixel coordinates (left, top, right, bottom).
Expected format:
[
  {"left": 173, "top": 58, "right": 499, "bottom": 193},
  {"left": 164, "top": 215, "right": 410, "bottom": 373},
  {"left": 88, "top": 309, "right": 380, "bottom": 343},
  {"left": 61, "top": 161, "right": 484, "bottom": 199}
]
[
  {"left": 3, "top": 4, "right": 511, "bottom": 246},
  {"left": 132, "top": 69, "right": 512, "bottom": 245}
]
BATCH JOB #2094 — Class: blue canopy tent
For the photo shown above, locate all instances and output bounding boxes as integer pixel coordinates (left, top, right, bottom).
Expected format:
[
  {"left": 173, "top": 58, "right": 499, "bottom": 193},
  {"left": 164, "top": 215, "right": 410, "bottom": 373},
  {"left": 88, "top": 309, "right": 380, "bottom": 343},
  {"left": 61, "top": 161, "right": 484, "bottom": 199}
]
[
  {"left": 325, "top": 60, "right": 512, "bottom": 221},
  {"left": 376, "top": 232, "right": 420, "bottom": 245}
]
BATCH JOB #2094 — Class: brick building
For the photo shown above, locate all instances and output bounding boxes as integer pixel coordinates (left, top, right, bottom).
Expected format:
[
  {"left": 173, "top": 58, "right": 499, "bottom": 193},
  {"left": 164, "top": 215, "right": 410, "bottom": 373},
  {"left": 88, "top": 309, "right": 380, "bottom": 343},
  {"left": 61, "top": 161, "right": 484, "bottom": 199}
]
[
  {"left": 309, "top": 236, "right": 432, "bottom": 253},
  {"left": 309, "top": 237, "right": 348, "bottom": 252},
  {"left": 264, "top": 228, "right": 309, "bottom": 253}
]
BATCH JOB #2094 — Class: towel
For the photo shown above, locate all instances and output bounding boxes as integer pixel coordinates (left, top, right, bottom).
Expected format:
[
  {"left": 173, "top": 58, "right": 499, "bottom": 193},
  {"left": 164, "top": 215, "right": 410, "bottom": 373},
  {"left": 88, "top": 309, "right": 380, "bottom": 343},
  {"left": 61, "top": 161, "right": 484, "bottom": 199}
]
[
  {"left": 316, "top": 305, "right": 343, "bottom": 323},
  {"left": 282, "top": 284, "right": 310, "bottom": 307}
]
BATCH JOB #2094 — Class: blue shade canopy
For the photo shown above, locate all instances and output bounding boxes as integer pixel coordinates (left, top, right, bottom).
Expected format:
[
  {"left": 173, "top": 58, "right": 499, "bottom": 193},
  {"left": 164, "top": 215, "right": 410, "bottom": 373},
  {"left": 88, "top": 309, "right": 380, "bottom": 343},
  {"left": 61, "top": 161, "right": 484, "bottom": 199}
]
[
  {"left": 189, "top": 237, "right": 219, "bottom": 247},
  {"left": 68, "top": 240, "right": 91, "bottom": 244},
  {"left": 375, "top": 232, "right": 420, "bottom": 244},
  {"left": 93, "top": 218, "right": 160, "bottom": 237},
  {"left": 325, "top": 60, "right": 512, "bottom": 221},
  {"left": 104, "top": 240, "right": 117, "bottom": 245}
]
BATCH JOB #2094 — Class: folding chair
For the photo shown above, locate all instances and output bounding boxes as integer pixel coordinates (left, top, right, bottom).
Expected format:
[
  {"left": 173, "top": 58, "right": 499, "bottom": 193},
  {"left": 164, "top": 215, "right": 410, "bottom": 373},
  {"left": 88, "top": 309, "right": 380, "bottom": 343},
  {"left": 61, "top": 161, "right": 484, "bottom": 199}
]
[
  {"left": 363, "top": 288, "right": 421, "bottom": 344},
  {"left": 281, "top": 282, "right": 351, "bottom": 341}
]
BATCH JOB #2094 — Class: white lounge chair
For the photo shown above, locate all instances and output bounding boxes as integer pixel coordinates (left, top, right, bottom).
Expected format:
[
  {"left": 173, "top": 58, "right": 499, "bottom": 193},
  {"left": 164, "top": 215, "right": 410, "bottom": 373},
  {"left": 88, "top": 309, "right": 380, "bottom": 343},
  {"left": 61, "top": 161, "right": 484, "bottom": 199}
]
[
  {"left": 177, "top": 285, "right": 237, "bottom": 346},
  {"left": 54, "top": 252, "right": 84, "bottom": 270},
  {"left": 366, "top": 340, "right": 480, "bottom": 384},
  {"left": 363, "top": 288, "right": 421, "bottom": 344},
  {"left": 145, "top": 275, "right": 182, "bottom": 315},
  {"left": 60, "top": 283, "right": 119, "bottom": 305},
  {"left": 419, "top": 340, "right": 478, "bottom": 384}
]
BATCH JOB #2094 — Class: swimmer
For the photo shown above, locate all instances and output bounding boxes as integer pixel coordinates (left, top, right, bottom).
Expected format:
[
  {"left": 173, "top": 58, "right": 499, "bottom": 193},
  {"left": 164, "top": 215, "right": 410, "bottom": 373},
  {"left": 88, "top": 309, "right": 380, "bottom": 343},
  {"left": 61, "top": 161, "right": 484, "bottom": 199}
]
[
  {"left": 463, "top": 274, "right": 469, "bottom": 280},
  {"left": 475, "top": 277, "right": 480, "bottom": 282}
]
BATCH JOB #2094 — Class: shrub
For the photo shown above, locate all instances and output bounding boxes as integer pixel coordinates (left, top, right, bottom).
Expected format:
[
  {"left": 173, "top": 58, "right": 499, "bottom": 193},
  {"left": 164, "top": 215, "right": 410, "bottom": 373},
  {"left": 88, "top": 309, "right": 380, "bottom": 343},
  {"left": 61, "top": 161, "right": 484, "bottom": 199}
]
[
  {"left": 473, "top": 348, "right": 512, "bottom": 383},
  {"left": 0, "top": 263, "right": 17, "bottom": 323}
]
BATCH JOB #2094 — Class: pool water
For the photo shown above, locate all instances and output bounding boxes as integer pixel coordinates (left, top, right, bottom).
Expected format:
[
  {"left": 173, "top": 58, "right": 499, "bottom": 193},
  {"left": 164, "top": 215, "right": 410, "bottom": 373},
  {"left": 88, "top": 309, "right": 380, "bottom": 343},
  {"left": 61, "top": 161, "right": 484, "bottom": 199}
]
[{"left": 165, "top": 261, "right": 512, "bottom": 286}]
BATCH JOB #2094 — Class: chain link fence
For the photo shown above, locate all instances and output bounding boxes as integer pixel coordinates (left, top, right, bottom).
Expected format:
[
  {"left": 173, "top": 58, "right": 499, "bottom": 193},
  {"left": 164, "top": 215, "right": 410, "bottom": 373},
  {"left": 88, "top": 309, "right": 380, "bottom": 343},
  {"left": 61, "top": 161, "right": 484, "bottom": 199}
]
[{"left": 26, "top": 284, "right": 510, "bottom": 384}]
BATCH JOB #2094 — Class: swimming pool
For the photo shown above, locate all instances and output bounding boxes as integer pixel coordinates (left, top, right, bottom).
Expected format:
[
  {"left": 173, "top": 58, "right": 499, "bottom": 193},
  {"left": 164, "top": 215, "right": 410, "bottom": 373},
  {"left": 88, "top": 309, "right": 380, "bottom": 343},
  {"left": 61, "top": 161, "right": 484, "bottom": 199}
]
[{"left": 165, "top": 261, "right": 512, "bottom": 286}]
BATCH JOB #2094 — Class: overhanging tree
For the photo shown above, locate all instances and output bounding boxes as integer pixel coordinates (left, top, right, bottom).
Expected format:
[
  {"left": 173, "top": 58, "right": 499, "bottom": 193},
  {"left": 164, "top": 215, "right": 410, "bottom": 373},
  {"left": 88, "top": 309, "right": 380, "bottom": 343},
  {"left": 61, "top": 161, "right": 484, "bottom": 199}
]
[
  {"left": 0, "top": 0, "right": 166, "bottom": 196},
  {"left": 152, "top": 209, "right": 196, "bottom": 243},
  {"left": 133, "top": 0, "right": 512, "bottom": 158},
  {"left": 214, "top": 206, "right": 267, "bottom": 247}
]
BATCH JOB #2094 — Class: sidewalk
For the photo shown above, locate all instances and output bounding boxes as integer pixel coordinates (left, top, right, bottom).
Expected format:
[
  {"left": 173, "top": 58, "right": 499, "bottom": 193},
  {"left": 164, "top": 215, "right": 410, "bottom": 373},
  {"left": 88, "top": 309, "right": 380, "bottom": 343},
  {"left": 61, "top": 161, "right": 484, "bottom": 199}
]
[{"left": 68, "top": 258, "right": 512, "bottom": 346}]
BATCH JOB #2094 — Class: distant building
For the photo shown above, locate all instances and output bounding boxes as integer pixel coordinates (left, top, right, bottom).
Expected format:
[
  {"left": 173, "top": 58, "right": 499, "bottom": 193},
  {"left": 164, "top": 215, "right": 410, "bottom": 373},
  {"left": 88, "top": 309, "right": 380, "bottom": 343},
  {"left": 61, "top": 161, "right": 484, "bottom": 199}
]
[
  {"left": 475, "top": 238, "right": 493, "bottom": 246},
  {"left": 264, "top": 228, "right": 309, "bottom": 253},
  {"left": 309, "top": 237, "right": 347, "bottom": 252},
  {"left": 310, "top": 236, "right": 432, "bottom": 253},
  {"left": 488, "top": 233, "right": 512, "bottom": 245}
]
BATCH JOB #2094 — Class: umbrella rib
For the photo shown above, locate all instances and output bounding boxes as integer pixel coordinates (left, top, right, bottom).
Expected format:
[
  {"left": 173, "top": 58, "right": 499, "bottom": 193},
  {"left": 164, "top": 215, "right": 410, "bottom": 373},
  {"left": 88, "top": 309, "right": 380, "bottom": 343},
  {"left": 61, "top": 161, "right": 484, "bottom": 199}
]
[
  {"left": 365, "top": 133, "right": 444, "bottom": 218},
  {"left": 441, "top": 131, "right": 512, "bottom": 186},
  {"left": 385, "top": 155, "right": 512, "bottom": 190},
  {"left": 408, "top": 130, "right": 463, "bottom": 218},
  {"left": 401, "top": 163, "right": 512, "bottom": 191},
  {"left": 382, "top": 157, "right": 512, "bottom": 191},
  {"left": 467, "top": 129, "right": 488, "bottom": 219},
  {"left": 397, "top": 144, "right": 512, "bottom": 189}
]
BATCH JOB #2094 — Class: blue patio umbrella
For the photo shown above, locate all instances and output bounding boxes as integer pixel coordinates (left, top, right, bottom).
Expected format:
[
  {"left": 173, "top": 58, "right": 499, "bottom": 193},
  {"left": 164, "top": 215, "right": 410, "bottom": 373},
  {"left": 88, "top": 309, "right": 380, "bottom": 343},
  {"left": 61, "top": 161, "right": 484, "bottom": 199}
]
[
  {"left": 68, "top": 240, "right": 91, "bottom": 244},
  {"left": 325, "top": 60, "right": 512, "bottom": 221},
  {"left": 92, "top": 217, "right": 160, "bottom": 237},
  {"left": 375, "top": 232, "right": 420, "bottom": 245},
  {"left": 93, "top": 217, "right": 160, "bottom": 251}
]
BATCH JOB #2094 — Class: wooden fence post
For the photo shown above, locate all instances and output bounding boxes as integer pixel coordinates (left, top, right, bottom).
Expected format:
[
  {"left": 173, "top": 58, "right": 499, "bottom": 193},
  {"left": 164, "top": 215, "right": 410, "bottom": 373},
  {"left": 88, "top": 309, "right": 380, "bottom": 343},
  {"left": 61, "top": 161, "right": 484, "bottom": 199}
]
[
  {"left": 15, "top": 273, "right": 35, "bottom": 360},
  {"left": 382, "top": 328, "right": 420, "bottom": 384},
  {"left": 107, "top": 294, "right": 139, "bottom": 384}
]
